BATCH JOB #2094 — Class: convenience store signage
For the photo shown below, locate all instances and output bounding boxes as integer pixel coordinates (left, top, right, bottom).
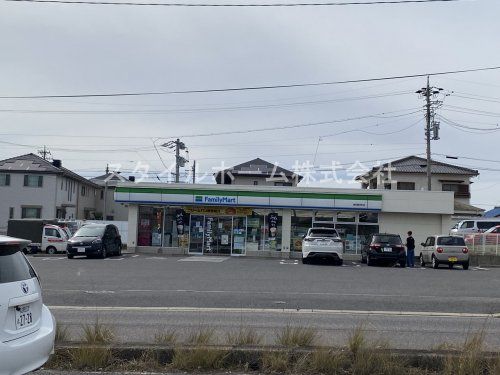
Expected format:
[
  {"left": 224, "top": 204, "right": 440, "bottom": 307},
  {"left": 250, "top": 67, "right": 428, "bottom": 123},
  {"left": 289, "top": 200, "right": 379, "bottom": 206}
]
[{"left": 115, "top": 187, "right": 382, "bottom": 211}]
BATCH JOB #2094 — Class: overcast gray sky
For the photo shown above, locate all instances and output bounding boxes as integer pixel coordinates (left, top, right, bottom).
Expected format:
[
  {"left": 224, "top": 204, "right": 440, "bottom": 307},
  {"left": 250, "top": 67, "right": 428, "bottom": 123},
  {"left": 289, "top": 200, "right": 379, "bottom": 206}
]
[{"left": 0, "top": 0, "right": 498, "bottom": 209}]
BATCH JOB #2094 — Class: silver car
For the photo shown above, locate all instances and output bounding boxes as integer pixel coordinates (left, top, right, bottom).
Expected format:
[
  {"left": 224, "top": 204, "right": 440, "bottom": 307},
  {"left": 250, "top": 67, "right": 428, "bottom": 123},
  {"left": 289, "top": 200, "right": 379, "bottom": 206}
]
[
  {"left": 419, "top": 235, "right": 469, "bottom": 270},
  {"left": 0, "top": 235, "right": 56, "bottom": 375}
]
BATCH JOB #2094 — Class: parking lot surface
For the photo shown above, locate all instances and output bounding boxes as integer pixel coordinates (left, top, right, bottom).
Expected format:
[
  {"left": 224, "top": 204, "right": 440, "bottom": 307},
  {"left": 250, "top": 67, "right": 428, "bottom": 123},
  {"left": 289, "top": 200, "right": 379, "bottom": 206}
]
[{"left": 30, "top": 254, "right": 500, "bottom": 349}]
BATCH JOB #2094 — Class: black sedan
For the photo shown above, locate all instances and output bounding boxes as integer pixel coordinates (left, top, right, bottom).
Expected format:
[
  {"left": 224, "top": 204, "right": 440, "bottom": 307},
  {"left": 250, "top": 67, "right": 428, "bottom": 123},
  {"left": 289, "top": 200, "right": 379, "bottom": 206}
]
[
  {"left": 67, "top": 224, "right": 122, "bottom": 259},
  {"left": 361, "top": 233, "right": 406, "bottom": 267}
]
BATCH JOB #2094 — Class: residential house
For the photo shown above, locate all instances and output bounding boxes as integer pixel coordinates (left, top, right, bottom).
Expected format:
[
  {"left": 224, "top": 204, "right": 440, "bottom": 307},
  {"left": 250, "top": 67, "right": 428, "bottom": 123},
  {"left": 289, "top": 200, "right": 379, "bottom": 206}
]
[
  {"left": 214, "top": 158, "right": 303, "bottom": 186},
  {"left": 0, "top": 153, "right": 99, "bottom": 233},
  {"left": 355, "top": 155, "right": 484, "bottom": 218},
  {"left": 90, "top": 171, "right": 130, "bottom": 221}
]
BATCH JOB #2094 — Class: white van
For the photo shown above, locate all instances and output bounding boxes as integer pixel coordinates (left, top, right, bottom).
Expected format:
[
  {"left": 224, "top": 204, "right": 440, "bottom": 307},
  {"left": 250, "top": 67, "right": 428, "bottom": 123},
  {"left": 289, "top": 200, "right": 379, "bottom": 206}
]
[{"left": 450, "top": 219, "right": 500, "bottom": 235}]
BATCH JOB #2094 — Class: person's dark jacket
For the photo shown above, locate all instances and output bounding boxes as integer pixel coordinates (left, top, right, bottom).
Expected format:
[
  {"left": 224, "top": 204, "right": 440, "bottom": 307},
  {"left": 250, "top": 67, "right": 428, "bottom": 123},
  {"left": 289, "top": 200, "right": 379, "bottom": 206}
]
[{"left": 406, "top": 236, "right": 415, "bottom": 250}]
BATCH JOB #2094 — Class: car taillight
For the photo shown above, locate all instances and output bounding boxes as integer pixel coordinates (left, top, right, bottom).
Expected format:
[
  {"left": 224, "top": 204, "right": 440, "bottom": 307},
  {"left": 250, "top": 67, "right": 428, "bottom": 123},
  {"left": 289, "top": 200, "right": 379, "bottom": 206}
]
[
  {"left": 436, "top": 247, "right": 444, "bottom": 253},
  {"left": 370, "top": 243, "right": 381, "bottom": 250},
  {"left": 462, "top": 247, "right": 469, "bottom": 254},
  {"left": 396, "top": 245, "right": 405, "bottom": 252}
]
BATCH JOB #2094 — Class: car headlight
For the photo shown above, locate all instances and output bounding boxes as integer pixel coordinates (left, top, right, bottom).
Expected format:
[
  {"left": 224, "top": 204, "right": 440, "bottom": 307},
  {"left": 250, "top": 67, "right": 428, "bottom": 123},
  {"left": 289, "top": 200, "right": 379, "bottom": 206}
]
[{"left": 92, "top": 239, "right": 102, "bottom": 244}]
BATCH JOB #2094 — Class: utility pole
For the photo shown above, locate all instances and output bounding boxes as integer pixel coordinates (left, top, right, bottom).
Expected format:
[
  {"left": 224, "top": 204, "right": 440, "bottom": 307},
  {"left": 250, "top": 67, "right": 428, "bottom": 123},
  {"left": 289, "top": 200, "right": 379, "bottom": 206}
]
[
  {"left": 416, "top": 77, "right": 444, "bottom": 191},
  {"left": 192, "top": 160, "right": 196, "bottom": 184},
  {"left": 425, "top": 76, "right": 432, "bottom": 191},
  {"left": 161, "top": 139, "right": 188, "bottom": 183},
  {"left": 38, "top": 145, "right": 51, "bottom": 160}
]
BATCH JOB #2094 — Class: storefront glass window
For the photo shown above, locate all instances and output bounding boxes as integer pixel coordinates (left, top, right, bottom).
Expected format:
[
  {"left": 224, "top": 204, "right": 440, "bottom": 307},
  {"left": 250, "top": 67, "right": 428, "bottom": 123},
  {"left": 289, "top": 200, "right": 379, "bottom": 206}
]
[
  {"left": 335, "top": 223, "right": 356, "bottom": 253},
  {"left": 337, "top": 212, "right": 356, "bottom": 222},
  {"left": 357, "top": 225, "right": 380, "bottom": 252},
  {"left": 265, "top": 210, "right": 282, "bottom": 251},
  {"left": 189, "top": 215, "right": 204, "bottom": 254},
  {"left": 246, "top": 212, "right": 264, "bottom": 251},
  {"left": 313, "top": 210, "right": 334, "bottom": 222},
  {"left": 138, "top": 206, "right": 163, "bottom": 247},
  {"left": 359, "top": 212, "right": 378, "bottom": 223},
  {"left": 291, "top": 210, "right": 312, "bottom": 252}
]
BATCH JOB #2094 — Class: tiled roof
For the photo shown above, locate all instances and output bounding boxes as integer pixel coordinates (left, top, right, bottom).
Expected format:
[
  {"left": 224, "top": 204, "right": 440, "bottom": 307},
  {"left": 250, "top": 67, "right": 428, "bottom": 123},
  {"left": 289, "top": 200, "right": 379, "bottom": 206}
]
[
  {"left": 0, "top": 153, "right": 98, "bottom": 187},
  {"left": 357, "top": 155, "right": 479, "bottom": 180},
  {"left": 215, "top": 158, "right": 302, "bottom": 178},
  {"left": 484, "top": 207, "right": 500, "bottom": 218},
  {"left": 454, "top": 200, "right": 485, "bottom": 215}
]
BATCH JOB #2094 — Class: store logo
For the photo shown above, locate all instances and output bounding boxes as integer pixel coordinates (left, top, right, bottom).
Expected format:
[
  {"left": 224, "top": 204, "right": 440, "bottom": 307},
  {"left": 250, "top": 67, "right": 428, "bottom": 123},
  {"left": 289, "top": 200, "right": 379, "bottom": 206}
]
[{"left": 194, "top": 195, "right": 237, "bottom": 205}]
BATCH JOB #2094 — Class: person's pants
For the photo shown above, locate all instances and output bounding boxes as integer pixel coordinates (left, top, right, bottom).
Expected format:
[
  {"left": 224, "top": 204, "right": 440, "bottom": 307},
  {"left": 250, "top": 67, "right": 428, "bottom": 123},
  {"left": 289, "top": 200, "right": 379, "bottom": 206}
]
[{"left": 407, "top": 249, "right": 415, "bottom": 267}]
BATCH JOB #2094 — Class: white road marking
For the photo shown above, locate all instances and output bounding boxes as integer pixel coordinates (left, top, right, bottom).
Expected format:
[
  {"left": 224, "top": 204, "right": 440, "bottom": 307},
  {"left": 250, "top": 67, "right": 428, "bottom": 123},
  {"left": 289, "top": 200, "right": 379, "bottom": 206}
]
[
  {"left": 178, "top": 257, "right": 229, "bottom": 262},
  {"left": 48, "top": 305, "right": 500, "bottom": 319},
  {"left": 83, "top": 290, "right": 115, "bottom": 294},
  {"left": 105, "top": 257, "right": 125, "bottom": 261},
  {"left": 42, "top": 257, "right": 65, "bottom": 261},
  {"left": 146, "top": 257, "right": 167, "bottom": 260},
  {"left": 279, "top": 260, "right": 298, "bottom": 265},
  {"left": 473, "top": 267, "right": 490, "bottom": 271},
  {"left": 131, "top": 255, "right": 139, "bottom": 258}
]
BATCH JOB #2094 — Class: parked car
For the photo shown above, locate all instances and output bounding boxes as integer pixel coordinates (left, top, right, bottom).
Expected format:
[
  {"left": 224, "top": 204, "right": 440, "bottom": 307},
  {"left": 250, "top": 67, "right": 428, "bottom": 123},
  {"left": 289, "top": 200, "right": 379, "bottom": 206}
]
[
  {"left": 450, "top": 219, "right": 500, "bottom": 235},
  {"left": 7, "top": 219, "right": 68, "bottom": 254},
  {"left": 302, "top": 227, "right": 343, "bottom": 265},
  {"left": 66, "top": 224, "right": 122, "bottom": 259},
  {"left": 361, "top": 233, "right": 406, "bottom": 267},
  {"left": 419, "top": 235, "right": 469, "bottom": 270},
  {"left": 0, "top": 235, "right": 56, "bottom": 375}
]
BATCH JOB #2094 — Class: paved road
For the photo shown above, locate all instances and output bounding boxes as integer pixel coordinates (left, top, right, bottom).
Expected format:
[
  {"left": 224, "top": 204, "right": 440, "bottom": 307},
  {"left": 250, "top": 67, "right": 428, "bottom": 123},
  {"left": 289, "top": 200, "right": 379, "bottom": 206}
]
[{"left": 29, "top": 254, "right": 500, "bottom": 349}]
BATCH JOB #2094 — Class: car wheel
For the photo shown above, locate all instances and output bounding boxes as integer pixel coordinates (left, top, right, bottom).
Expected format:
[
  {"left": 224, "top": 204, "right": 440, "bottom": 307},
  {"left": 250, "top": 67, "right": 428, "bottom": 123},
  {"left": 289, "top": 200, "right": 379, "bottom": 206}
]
[
  {"left": 46, "top": 246, "right": 57, "bottom": 255},
  {"left": 67, "top": 254, "right": 74, "bottom": 259},
  {"left": 100, "top": 246, "right": 107, "bottom": 259},
  {"left": 367, "top": 254, "right": 373, "bottom": 266},
  {"left": 302, "top": 257, "right": 308, "bottom": 264},
  {"left": 117, "top": 243, "right": 122, "bottom": 256},
  {"left": 462, "top": 262, "right": 469, "bottom": 270},
  {"left": 361, "top": 255, "right": 367, "bottom": 264},
  {"left": 448, "top": 263, "right": 454, "bottom": 269},
  {"left": 338, "top": 259, "right": 344, "bottom": 266},
  {"left": 432, "top": 256, "right": 439, "bottom": 269},
  {"left": 399, "top": 260, "right": 406, "bottom": 268},
  {"left": 420, "top": 253, "right": 425, "bottom": 267}
]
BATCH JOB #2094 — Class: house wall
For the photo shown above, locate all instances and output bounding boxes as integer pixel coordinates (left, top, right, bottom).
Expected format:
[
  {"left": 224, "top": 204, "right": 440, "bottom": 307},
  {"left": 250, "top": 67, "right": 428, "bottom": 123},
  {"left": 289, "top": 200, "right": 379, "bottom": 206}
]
[
  {"left": 366, "top": 173, "right": 472, "bottom": 204},
  {"left": 94, "top": 187, "right": 128, "bottom": 221},
  {"left": 0, "top": 173, "right": 58, "bottom": 233},
  {"left": 230, "top": 176, "right": 298, "bottom": 187}
]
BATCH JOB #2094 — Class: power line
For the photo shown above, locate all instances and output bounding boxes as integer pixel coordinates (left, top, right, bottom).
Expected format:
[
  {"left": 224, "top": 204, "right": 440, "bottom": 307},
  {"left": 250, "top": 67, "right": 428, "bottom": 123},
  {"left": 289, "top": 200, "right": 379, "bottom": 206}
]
[
  {"left": 2, "top": 0, "right": 464, "bottom": 7},
  {"left": 2, "top": 66, "right": 500, "bottom": 99}
]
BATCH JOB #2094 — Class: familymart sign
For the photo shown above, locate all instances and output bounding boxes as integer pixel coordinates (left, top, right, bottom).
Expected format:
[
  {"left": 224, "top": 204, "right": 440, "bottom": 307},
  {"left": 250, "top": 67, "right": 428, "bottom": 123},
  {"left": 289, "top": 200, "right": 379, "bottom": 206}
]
[{"left": 115, "top": 186, "right": 382, "bottom": 211}]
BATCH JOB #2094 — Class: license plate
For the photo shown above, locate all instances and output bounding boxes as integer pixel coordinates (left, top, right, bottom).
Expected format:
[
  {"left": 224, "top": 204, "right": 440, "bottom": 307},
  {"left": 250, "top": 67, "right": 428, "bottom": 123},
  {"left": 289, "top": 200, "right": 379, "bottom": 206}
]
[
  {"left": 383, "top": 247, "right": 392, "bottom": 252},
  {"left": 448, "top": 257, "right": 458, "bottom": 262},
  {"left": 77, "top": 247, "right": 86, "bottom": 253},
  {"left": 15, "top": 305, "right": 33, "bottom": 330}
]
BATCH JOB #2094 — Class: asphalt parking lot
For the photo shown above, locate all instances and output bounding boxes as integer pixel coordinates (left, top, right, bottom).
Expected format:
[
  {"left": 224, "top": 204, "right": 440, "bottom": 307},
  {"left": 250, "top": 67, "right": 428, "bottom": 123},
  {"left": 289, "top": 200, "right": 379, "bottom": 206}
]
[{"left": 29, "top": 254, "right": 500, "bottom": 349}]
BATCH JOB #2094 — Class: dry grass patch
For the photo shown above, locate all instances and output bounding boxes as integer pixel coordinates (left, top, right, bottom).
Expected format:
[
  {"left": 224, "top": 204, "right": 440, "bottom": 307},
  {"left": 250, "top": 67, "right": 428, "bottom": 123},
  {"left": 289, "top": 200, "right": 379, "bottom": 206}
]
[
  {"left": 276, "top": 325, "right": 318, "bottom": 348},
  {"left": 171, "top": 347, "right": 226, "bottom": 371},
  {"left": 227, "top": 327, "right": 263, "bottom": 346},
  {"left": 116, "top": 349, "right": 163, "bottom": 372},
  {"left": 55, "top": 323, "right": 70, "bottom": 343},
  {"left": 82, "top": 320, "right": 114, "bottom": 344},
  {"left": 306, "top": 349, "right": 350, "bottom": 375},
  {"left": 186, "top": 326, "right": 215, "bottom": 345},
  {"left": 154, "top": 328, "right": 178, "bottom": 346},
  {"left": 69, "top": 346, "right": 113, "bottom": 370},
  {"left": 261, "top": 350, "right": 290, "bottom": 373}
]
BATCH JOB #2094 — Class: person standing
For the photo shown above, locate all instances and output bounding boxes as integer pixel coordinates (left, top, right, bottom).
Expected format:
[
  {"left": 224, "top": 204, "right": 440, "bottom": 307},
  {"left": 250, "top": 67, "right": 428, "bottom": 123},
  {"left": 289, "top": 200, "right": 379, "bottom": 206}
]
[{"left": 406, "top": 231, "right": 415, "bottom": 268}]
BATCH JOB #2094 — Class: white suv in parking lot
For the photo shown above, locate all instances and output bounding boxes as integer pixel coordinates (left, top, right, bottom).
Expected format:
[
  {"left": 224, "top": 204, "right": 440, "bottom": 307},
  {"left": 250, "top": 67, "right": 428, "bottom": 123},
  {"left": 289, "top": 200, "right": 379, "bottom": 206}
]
[
  {"left": 302, "top": 227, "right": 343, "bottom": 265},
  {"left": 0, "top": 235, "right": 56, "bottom": 375}
]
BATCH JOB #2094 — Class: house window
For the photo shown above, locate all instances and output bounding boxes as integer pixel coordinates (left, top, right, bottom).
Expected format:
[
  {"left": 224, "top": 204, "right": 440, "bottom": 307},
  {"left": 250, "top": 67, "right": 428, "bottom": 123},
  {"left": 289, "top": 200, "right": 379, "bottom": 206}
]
[
  {"left": 0, "top": 173, "right": 10, "bottom": 186},
  {"left": 100, "top": 190, "right": 104, "bottom": 200},
  {"left": 253, "top": 181, "right": 258, "bottom": 185},
  {"left": 9, "top": 207, "right": 14, "bottom": 219},
  {"left": 442, "top": 183, "right": 470, "bottom": 198},
  {"left": 397, "top": 182, "right": 415, "bottom": 190},
  {"left": 24, "top": 175, "right": 43, "bottom": 187},
  {"left": 274, "top": 182, "right": 293, "bottom": 186},
  {"left": 81, "top": 186, "right": 87, "bottom": 196},
  {"left": 22, "top": 207, "right": 42, "bottom": 218},
  {"left": 383, "top": 183, "right": 392, "bottom": 190}
]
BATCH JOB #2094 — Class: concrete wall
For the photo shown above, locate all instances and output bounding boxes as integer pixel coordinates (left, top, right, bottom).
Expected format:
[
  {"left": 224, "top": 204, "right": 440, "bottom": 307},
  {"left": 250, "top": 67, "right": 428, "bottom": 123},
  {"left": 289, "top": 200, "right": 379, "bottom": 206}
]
[
  {"left": 127, "top": 205, "right": 139, "bottom": 250},
  {"left": 367, "top": 173, "right": 472, "bottom": 204},
  {"left": 229, "top": 176, "right": 298, "bottom": 187},
  {"left": 381, "top": 190, "right": 454, "bottom": 215},
  {"left": 94, "top": 187, "right": 128, "bottom": 221},
  {"left": 379, "top": 212, "right": 453, "bottom": 253},
  {"left": 0, "top": 173, "right": 57, "bottom": 233}
]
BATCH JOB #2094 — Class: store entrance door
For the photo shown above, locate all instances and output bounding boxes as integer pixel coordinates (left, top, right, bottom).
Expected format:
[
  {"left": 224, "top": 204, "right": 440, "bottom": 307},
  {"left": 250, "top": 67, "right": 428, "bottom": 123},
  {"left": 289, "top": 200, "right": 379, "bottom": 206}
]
[{"left": 203, "top": 216, "right": 232, "bottom": 255}]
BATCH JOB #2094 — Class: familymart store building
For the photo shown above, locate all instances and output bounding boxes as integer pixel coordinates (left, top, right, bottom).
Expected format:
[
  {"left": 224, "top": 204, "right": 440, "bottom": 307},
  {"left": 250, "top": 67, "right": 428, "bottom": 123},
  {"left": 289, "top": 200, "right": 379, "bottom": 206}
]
[{"left": 116, "top": 183, "right": 454, "bottom": 257}]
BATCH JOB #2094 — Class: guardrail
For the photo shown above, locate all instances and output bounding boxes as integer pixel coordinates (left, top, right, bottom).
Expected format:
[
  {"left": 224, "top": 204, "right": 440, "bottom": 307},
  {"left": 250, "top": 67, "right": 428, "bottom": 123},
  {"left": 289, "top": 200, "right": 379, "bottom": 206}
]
[{"left": 464, "top": 233, "right": 500, "bottom": 256}]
